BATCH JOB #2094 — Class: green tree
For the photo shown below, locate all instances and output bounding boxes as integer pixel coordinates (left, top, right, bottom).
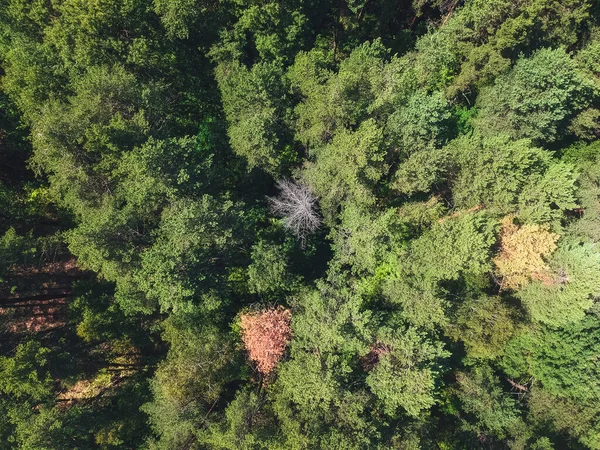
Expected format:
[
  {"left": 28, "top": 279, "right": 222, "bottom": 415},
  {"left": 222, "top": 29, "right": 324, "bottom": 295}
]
[
  {"left": 387, "top": 90, "right": 453, "bottom": 153},
  {"left": 365, "top": 326, "right": 448, "bottom": 417},
  {"left": 453, "top": 364, "right": 530, "bottom": 448},
  {"left": 303, "top": 119, "right": 386, "bottom": 219},
  {"left": 214, "top": 60, "right": 295, "bottom": 175},
  {"left": 502, "top": 315, "right": 600, "bottom": 445},
  {"left": 145, "top": 313, "right": 240, "bottom": 450},
  {"left": 247, "top": 240, "right": 299, "bottom": 295},
  {"left": 476, "top": 47, "right": 597, "bottom": 144},
  {"left": 132, "top": 195, "right": 253, "bottom": 313},
  {"left": 449, "top": 133, "right": 552, "bottom": 213},
  {"left": 447, "top": 295, "right": 522, "bottom": 359},
  {"left": 289, "top": 41, "right": 387, "bottom": 148},
  {"left": 518, "top": 239, "right": 600, "bottom": 326}
]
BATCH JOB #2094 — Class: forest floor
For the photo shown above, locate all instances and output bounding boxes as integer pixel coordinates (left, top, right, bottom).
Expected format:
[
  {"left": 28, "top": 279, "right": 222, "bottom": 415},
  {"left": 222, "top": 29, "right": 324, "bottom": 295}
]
[{"left": 0, "top": 256, "right": 80, "bottom": 333}]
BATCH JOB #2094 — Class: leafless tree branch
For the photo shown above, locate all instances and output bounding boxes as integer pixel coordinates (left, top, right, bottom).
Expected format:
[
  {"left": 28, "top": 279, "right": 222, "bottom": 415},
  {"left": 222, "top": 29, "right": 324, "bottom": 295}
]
[{"left": 267, "top": 179, "right": 321, "bottom": 246}]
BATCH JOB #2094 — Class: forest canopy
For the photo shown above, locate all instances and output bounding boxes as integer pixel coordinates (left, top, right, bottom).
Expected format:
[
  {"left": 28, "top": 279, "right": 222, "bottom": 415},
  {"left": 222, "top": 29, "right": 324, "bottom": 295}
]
[{"left": 1, "top": 0, "right": 600, "bottom": 449}]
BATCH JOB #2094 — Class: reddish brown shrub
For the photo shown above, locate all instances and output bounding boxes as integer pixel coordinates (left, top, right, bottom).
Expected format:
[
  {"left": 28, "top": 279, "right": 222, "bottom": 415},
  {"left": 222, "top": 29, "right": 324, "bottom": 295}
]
[{"left": 240, "top": 306, "right": 292, "bottom": 375}]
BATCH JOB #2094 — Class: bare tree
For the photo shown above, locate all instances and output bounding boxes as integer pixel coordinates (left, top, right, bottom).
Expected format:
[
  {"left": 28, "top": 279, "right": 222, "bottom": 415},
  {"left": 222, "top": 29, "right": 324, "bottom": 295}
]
[{"left": 267, "top": 179, "right": 321, "bottom": 246}]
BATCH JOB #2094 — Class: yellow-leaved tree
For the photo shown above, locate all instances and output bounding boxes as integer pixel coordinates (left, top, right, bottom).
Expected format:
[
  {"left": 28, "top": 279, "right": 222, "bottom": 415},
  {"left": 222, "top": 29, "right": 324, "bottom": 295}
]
[{"left": 493, "top": 216, "right": 559, "bottom": 289}]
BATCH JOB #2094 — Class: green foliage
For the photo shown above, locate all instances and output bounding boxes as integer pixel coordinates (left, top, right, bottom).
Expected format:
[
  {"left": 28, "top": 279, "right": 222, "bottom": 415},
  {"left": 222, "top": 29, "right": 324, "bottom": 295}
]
[
  {"left": 396, "top": 197, "right": 447, "bottom": 230},
  {"left": 381, "top": 265, "right": 448, "bottom": 329},
  {"left": 289, "top": 41, "right": 387, "bottom": 148},
  {"left": 0, "top": 341, "right": 53, "bottom": 402},
  {"left": 518, "top": 239, "right": 600, "bottom": 326},
  {"left": 412, "top": 28, "right": 461, "bottom": 91},
  {"left": 518, "top": 161, "right": 579, "bottom": 223},
  {"left": 269, "top": 277, "right": 380, "bottom": 448},
  {"left": 7, "top": 405, "right": 65, "bottom": 450},
  {"left": 214, "top": 60, "right": 295, "bottom": 175},
  {"left": 145, "top": 315, "right": 239, "bottom": 449},
  {"left": 449, "top": 133, "right": 552, "bottom": 213},
  {"left": 564, "top": 141, "right": 600, "bottom": 242},
  {"left": 2, "top": 0, "right": 600, "bottom": 448},
  {"left": 385, "top": 88, "right": 453, "bottom": 197},
  {"left": 447, "top": 296, "right": 522, "bottom": 359},
  {"left": 387, "top": 90, "right": 453, "bottom": 153},
  {"left": 527, "top": 388, "right": 600, "bottom": 449},
  {"left": 379, "top": 212, "right": 496, "bottom": 329},
  {"left": 247, "top": 240, "right": 298, "bottom": 295},
  {"left": 0, "top": 227, "right": 38, "bottom": 273},
  {"left": 290, "top": 280, "right": 371, "bottom": 356},
  {"left": 569, "top": 108, "right": 600, "bottom": 141},
  {"left": 202, "top": 388, "right": 276, "bottom": 450},
  {"left": 210, "top": 1, "right": 311, "bottom": 66},
  {"left": 304, "top": 119, "right": 386, "bottom": 217},
  {"left": 453, "top": 106, "right": 477, "bottom": 135},
  {"left": 365, "top": 327, "right": 448, "bottom": 417},
  {"left": 503, "top": 316, "right": 600, "bottom": 408},
  {"left": 449, "top": 132, "right": 578, "bottom": 222},
  {"left": 432, "top": 0, "right": 594, "bottom": 95},
  {"left": 133, "top": 196, "right": 252, "bottom": 313},
  {"left": 410, "top": 211, "right": 497, "bottom": 282},
  {"left": 154, "top": 0, "right": 216, "bottom": 40},
  {"left": 453, "top": 364, "right": 529, "bottom": 447},
  {"left": 476, "top": 47, "right": 597, "bottom": 144},
  {"left": 70, "top": 280, "right": 151, "bottom": 345},
  {"left": 391, "top": 146, "right": 450, "bottom": 196},
  {"left": 331, "top": 204, "right": 408, "bottom": 274},
  {"left": 30, "top": 64, "right": 148, "bottom": 213}
]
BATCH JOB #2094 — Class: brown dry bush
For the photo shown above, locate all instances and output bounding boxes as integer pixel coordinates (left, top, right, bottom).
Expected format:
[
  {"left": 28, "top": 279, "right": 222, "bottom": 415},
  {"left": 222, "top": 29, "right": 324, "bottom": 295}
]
[{"left": 240, "top": 306, "right": 292, "bottom": 375}]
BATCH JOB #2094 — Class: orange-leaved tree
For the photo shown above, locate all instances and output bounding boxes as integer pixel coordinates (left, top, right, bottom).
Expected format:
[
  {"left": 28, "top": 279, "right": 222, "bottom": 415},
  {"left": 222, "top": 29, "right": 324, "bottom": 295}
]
[{"left": 240, "top": 306, "right": 292, "bottom": 375}]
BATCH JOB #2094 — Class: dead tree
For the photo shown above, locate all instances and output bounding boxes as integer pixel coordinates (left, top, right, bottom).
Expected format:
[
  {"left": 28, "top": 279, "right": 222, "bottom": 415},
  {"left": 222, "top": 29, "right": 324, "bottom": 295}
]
[{"left": 267, "top": 179, "right": 321, "bottom": 246}]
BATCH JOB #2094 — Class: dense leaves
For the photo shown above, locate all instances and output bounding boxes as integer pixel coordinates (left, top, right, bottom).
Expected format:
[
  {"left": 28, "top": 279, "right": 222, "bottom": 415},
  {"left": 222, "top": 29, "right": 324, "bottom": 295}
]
[{"left": 1, "top": 0, "right": 600, "bottom": 448}]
